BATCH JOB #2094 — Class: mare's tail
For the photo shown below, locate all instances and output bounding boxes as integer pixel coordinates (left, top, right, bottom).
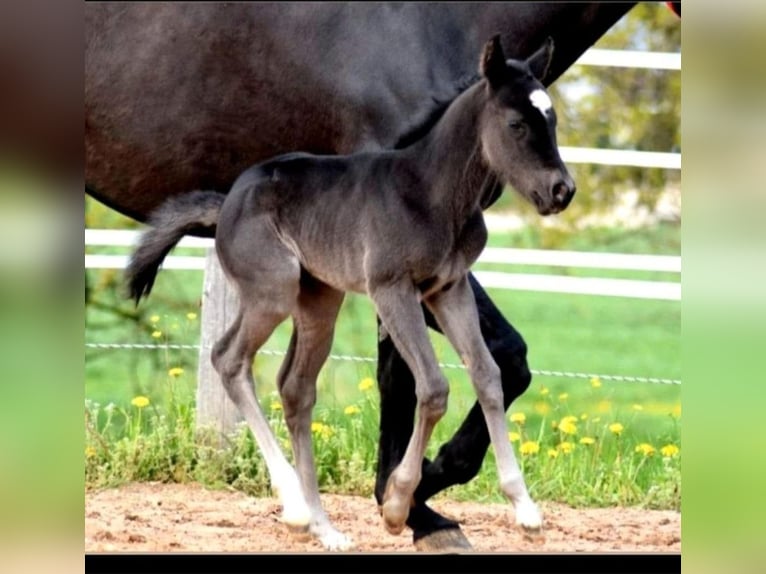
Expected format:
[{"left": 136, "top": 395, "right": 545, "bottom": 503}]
[{"left": 125, "top": 191, "right": 225, "bottom": 305}]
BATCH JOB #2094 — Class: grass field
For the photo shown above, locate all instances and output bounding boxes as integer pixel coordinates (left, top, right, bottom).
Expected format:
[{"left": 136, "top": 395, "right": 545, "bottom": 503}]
[{"left": 85, "top": 214, "right": 681, "bottom": 510}]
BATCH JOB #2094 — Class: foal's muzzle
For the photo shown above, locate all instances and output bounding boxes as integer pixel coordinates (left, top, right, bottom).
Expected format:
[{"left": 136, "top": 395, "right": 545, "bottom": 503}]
[{"left": 551, "top": 178, "right": 576, "bottom": 212}]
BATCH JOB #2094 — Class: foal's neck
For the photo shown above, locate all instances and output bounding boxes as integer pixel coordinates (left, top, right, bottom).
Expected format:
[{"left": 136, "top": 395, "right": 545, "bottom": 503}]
[{"left": 407, "top": 81, "right": 494, "bottom": 217}]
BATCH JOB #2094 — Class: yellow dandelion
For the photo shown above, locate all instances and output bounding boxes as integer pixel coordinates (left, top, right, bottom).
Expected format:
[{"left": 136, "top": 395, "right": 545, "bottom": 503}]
[
  {"left": 508, "top": 431, "right": 521, "bottom": 443},
  {"left": 559, "top": 419, "right": 578, "bottom": 435},
  {"left": 558, "top": 393, "right": 569, "bottom": 401},
  {"left": 590, "top": 376, "right": 602, "bottom": 388},
  {"left": 635, "top": 443, "right": 656, "bottom": 456},
  {"left": 344, "top": 405, "right": 361, "bottom": 416},
  {"left": 579, "top": 437, "right": 596, "bottom": 445},
  {"left": 187, "top": 312, "right": 198, "bottom": 320},
  {"left": 660, "top": 444, "right": 680, "bottom": 458},
  {"left": 150, "top": 315, "right": 160, "bottom": 323},
  {"left": 671, "top": 404, "right": 682, "bottom": 418},
  {"left": 561, "top": 415, "right": 578, "bottom": 425},
  {"left": 632, "top": 404, "right": 644, "bottom": 411},
  {"left": 547, "top": 449, "right": 559, "bottom": 459},
  {"left": 131, "top": 396, "right": 150, "bottom": 408},
  {"left": 558, "top": 441, "right": 575, "bottom": 454},
  {"left": 597, "top": 400, "right": 612, "bottom": 413},
  {"left": 608, "top": 422, "right": 624, "bottom": 436},
  {"left": 519, "top": 441, "right": 540, "bottom": 455},
  {"left": 270, "top": 401, "right": 282, "bottom": 411},
  {"left": 540, "top": 386, "right": 550, "bottom": 396},
  {"left": 534, "top": 401, "right": 550, "bottom": 415},
  {"left": 151, "top": 330, "right": 163, "bottom": 339},
  {"left": 510, "top": 412, "right": 526, "bottom": 425},
  {"left": 311, "top": 422, "right": 334, "bottom": 439},
  {"left": 85, "top": 446, "right": 97, "bottom": 458},
  {"left": 168, "top": 367, "right": 184, "bottom": 378},
  {"left": 358, "top": 377, "right": 375, "bottom": 392}
]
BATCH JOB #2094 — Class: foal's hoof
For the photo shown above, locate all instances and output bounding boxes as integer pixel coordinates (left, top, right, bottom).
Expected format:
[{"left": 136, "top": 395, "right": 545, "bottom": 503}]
[
  {"left": 414, "top": 528, "right": 474, "bottom": 553},
  {"left": 381, "top": 497, "right": 411, "bottom": 535},
  {"left": 514, "top": 500, "right": 545, "bottom": 541}
]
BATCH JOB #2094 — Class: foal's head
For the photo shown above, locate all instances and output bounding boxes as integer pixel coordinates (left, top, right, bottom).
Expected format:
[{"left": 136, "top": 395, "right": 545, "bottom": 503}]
[{"left": 477, "top": 35, "right": 575, "bottom": 215}]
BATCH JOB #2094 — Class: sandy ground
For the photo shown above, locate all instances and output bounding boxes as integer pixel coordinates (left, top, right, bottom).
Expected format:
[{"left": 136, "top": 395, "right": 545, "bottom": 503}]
[{"left": 85, "top": 482, "right": 680, "bottom": 553}]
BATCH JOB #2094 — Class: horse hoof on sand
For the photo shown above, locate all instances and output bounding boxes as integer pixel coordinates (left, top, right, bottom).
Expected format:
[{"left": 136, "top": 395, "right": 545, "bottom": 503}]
[
  {"left": 381, "top": 497, "right": 410, "bottom": 535},
  {"left": 415, "top": 528, "right": 474, "bottom": 553}
]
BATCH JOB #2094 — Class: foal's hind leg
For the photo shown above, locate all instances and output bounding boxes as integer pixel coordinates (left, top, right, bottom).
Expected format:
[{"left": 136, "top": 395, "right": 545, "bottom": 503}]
[
  {"left": 211, "top": 249, "right": 311, "bottom": 531},
  {"left": 424, "top": 276, "right": 542, "bottom": 534},
  {"left": 277, "top": 275, "right": 350, "bottom": 550}
]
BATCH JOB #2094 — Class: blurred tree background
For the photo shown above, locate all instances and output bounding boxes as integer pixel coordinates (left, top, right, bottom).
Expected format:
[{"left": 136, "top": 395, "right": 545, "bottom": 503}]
[{"left": 494, "top": 2, "right": 681, "bottom": 247}]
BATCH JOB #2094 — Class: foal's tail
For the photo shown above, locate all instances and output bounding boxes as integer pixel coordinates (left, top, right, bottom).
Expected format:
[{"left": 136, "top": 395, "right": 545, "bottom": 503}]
[{"left": 125, "top": 191, "right": 225, "bottom": 305}]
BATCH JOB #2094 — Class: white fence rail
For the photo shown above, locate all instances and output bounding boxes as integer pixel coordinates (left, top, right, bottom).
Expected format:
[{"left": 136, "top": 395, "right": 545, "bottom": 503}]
[{"left": 85, "top": 230, "right": 681, "bottom": 301}]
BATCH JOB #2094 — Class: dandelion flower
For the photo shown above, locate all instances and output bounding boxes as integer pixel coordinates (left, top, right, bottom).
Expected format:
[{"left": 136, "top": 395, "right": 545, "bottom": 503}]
[
  {"left": 150, "top": 315, "right": 160, "bottom": 323},
  {"left": 85, "top": 446, "right": 97, "bottom": 458},
  {"left": 358, "top": 377, "right": 375, "bottom": 392},
  {"left": 270, "top": 401, "right": 282, "bottom": 411},
  {"left": 519, "top": 441, "right": 539, "bottom": 455},
  {"left": 510, "top": 412, "right": 526, "bottom": 425},
  {"left": 559, "top": 416, "right": 577, "bottom": 435},
  {"left": 547, "top": 449, "right": 559, "bottom": 459},
  {"left": 660, "top": 444, "right": 680, "bottom": 458},
  {"left": 635, "top": 443, "right": 656, "bottom": 456},
  {"left": 168, "top": 367, "right": 184, "bottom": 378},
  {"left": 151, "top": 330, "right": 163, "bottom": 339},
  {"left": 534, "top": 402, "right": 550, "bottom": 415},
  {"left": 540, "top": 387, "right": 550, "bottom": 396},
  {"left": 508, "top": 431, "right": 521, "bottom": 443},
  {"left": 579, "top": 437, "right": 596, "bottom": 445},
  {"left": 131, "top": 396, "right": 150, "bottom": 408},
  {"left": 672, "top": 404, "right": 682, "bottom": 418},
  {"left": 632, "top": 404, "right": 644, "bottom": 411},
  {"left": 558, "top": 441, "right": 575, "bottom": 454},
  {"left": 187, "top": 312, "right": 198, "bottom": 320},
  {"left": 597, "top": 400, "right": 612, "bottom": 413},
  {"left": 590, "top": 376, "right": 602, "bottom": 388},
  {"left": 311, "top": 422, "right": 334, "bottom": 439},
  {"left": 558, "top": 393, "right": 569, "bottom": 401},
  {"left": 344, "top": 405, "right": 361, "bottom": 416},
  {"left": 608, "top": 422, "right": 624, "bottom": 436}
]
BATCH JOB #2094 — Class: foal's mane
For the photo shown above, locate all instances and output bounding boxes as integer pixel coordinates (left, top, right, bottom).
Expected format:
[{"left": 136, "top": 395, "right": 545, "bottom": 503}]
[
  {"left": 393, "top": 73, "right": 481, "bottom": 150},
  {"left": 393, "top": 72, "right": 503, "bottom": 209}
]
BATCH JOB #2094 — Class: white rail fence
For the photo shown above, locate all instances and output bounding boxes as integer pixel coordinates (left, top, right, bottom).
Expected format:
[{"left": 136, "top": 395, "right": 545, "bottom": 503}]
[{"left": 85, "top": 230, "right": 681, "bottom": 301}]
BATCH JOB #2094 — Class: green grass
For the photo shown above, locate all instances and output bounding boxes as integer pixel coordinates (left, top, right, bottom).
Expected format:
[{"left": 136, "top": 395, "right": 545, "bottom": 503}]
[{"left": 85, "top": 222, "right": 680, "bottom": 510}]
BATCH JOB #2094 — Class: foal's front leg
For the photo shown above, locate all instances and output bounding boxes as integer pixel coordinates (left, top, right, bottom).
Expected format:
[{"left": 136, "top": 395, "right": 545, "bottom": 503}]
[
  {"left": 425, "top": 276, "right": 542, "bottom": 533},
  {"left": 370, "top": 281, "right": 450, "bottom": 535}
]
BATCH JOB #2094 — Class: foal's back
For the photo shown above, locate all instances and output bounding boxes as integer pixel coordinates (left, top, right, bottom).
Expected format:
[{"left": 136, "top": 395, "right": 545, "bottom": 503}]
[{"left": 216, "top": 149, "right": 444, "bottom": 295}]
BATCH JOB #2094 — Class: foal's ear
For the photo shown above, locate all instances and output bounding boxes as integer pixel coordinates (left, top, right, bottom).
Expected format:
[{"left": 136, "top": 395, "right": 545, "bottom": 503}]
[
  {"left": 479, "top": 34, "right": 507, "bottom": 87},
  {"left": 526, "top": 37, "right": 555, "bottom": 82}
]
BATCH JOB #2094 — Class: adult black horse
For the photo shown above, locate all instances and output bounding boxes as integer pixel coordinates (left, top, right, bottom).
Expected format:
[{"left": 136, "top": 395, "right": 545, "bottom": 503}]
[{"left": 85, "top": 2, "right": 677, "bottom": 551}]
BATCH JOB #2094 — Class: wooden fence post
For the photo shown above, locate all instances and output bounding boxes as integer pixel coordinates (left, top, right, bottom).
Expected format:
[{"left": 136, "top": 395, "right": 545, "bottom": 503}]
[{"left": 195, "top": 247, "right": 243, "bottom": 442}]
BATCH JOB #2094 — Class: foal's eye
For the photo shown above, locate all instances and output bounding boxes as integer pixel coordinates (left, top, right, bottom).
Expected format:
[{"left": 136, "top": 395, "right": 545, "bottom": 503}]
[{"left": 508, "top": 120, "right": 525, "bottom": 134}]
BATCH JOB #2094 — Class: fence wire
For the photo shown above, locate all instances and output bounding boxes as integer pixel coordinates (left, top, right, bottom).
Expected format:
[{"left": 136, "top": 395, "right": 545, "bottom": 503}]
[{"left": 85, "top": 342, "right": 681, "bottom": 386}]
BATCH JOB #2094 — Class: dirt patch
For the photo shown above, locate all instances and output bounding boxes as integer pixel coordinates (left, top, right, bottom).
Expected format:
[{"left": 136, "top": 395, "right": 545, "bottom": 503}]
[{"left": 85, "top": 482, "right": 680, "bottom": 553}]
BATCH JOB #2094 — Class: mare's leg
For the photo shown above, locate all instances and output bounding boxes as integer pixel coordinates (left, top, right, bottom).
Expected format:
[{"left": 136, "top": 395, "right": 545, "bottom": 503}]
[
  {"left": 375, "top": 272, "right": 531, "bottom": 547},
  {"left": 425, "top": 276, "right": 542, "bottom": 532},
  {"left": 370, "top": 281, "right": 450, "bottom": 536},
  {"left": 211, "top": 224, "right": 310, "bottom": 531},
  {"left": 277, "top": 274, "right": 351, "bottom": 550}
]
